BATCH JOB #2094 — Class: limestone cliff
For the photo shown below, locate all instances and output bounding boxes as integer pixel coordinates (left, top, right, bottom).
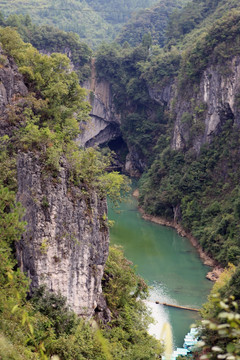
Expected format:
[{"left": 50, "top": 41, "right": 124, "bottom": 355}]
[
  {"left": 148, "top": 56, "right": 240, "bottom": 153},
  {"left": 172, "top": 57, "right": 240, "bottom": 152},
  {"left": 16, "top": 153, "right": 109, "bottom": 318},
  {"left": 0, "top": 47, "right": 110, "bottom": 319},
  {"left": 78, "top": 60, "right": 121, "bottom": 148},
  {"left": 0, "top": 47, "right": 28, "bottom": 137},
  {"left": 79, "top": 61, "right": 145, "bottom": 177}
]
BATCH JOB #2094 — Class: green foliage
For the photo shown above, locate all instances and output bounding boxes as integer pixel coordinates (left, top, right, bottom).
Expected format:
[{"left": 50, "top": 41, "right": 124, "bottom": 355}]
[
  {"left": 127, "top": 0, "right": 240, "bottom": 90},
  {"left": 166, "top": 0, "right": 239, "bottom": 47},
  {"left": 31, "top": 287, "right": 79, "bottom": 337},
  {"left": 3, "top": 13, "right": 92, "bottom": 81},
  {"left": 95, "top": 42, "right": 168, "bottom": 166},
  {"left": 0, "top": 28, "right": 90, "bottom": 125},
  {"left": 195, "top": 266, "right": 240, "bottom": 360},
  {"left": 178, "top": 10, "right": 240, "bottom": 88},
  {"left": 102, "top": 246, "right": 163, "bottom": 359},
  {"left": 66, "top": 145, "right": 130, "bottom": 202},
  {"left": 0, "top": 1, "right": 113, "bottom": 48},
  {"left": 139, "top": 119, "right": 240, "bottom": 266},
  {"left": 0, "top": 135, "right": 17, "bottom": 191},
  {"left": 0, "top": 27, "right": 129, "bottom": 200},
  {"left": 0, "top": 185, "right": 26, "bottom": 248},
  {"left": 0, "top": 0, "right": 157, "bottom": 48},
  {"left": 116, "top": 0, "right": 187, "bottom": 47},
  {"left": 197, "top": 296, "right": 240, "bottom": 360},
  {"left": 139, "top": 46, "right": 181, "bottom": 86},
  {"left": 0, "top": 185, "right": 41, "bottom": 359}
]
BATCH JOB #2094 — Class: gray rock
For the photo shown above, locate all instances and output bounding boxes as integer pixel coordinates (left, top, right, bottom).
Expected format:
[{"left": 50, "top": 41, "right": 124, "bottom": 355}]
[
  {"left": 0, "top": 47, "right": 28, "bottom": 137},
  {"left": 78, "top": 79, "right": 121, "bottom": 147},
  {"left": 0, "top": 45, "right": 110, "bottom": 320},
  {"left": 148, "top": 56, "right": 240, "bottom": 152},
  {"left": 16, "top": 153, "right": 109, "bottom": 318}
]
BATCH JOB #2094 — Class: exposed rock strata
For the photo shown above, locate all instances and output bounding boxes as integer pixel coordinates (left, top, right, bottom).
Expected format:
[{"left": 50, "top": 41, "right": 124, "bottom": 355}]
[
  {"left": 82, "top": 56, "right": 240, "bottom": 176},
  {"left": 79, "top": 62, "right": 144, "bottom": 176},
  {"left": 16, "top": 153, "right": 109, "bottom": 317}
]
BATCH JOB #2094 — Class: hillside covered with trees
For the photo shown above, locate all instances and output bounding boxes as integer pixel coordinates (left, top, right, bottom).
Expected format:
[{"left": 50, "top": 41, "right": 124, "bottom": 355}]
[
  {"left": 94, "top": 0, "right": 240, "bottom": 268},
  {"left": 94, "top": 2, "right": 240, "bottom": 355},
  {"left": 0, "top": 0, "right": 240, "bottom": 358},
  {"left": 0, "top": 0, "right": 160, "bottom": 48},
  {"left": 116, "top": 0, "right": 187, "bottom": 47}
]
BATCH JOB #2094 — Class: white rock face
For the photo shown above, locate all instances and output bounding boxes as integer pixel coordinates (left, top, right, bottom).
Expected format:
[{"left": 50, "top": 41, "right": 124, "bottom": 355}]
[
  {"left": 202, "top": 57, "right": 240, "bottom": 138},
  {"left": 78, "top": 78, "right": 121, "bottom": 147},
  {"left": 16, "top": 153, "right": 109, "bottom": 318},
  {"left": 170, "top": 56, "right": 240, "bottom": 151}
]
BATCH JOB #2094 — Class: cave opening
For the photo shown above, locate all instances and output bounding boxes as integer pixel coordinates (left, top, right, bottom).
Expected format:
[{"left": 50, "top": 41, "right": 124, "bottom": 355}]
[{"left": 101, "top": 136, "right": 129, "bottom": 172}]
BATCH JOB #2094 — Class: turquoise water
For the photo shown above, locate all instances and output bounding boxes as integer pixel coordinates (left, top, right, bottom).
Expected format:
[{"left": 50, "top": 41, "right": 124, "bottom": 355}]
[{"left": 108, "top": 195, "right": 213, "bottom": 348}]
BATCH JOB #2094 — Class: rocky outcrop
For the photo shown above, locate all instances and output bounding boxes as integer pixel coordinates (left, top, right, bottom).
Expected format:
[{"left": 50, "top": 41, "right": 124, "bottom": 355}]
[
  {"left": 0, "top": 49, "right": 28, "bottom": 111},
  {"left": 78, "top": 61, "right": 121, "bottom": 148},
  {"left": 148, "top": 56, "right": 240, "bottom": 153},
  {"left": 0, "top": 48, "right": 110, "bottom": 319},
  {"left": 172, "top": 57, "right": 240, "bottom": 151},
  {"left": 0, "top": 47, "right": 28, "bottom": 136},
  {"left": 16, "top": 153, "right": 109, "bottom": 318},
  {"left": 80, "top": 71, "right": 144, "bottom": 176},
  {"left": 148, "top": 82, "right": 174, "bottom": 107}
]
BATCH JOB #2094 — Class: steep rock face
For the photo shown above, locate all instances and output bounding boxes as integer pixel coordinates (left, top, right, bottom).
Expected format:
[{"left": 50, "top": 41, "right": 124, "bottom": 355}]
[
  {"left": 172, "top": 57, "right": 240, "bottom": 151},
  {"left": 0, "top": 47, "right": 28, "bottom": 136},
  {"left": 78, "top": 72, "right": 121, "bottom": 147},
  {"left": 148, "top": 56, "right": 240, "bottom": 153},
  {"left": 148, "top": 82, "right": 174, "bottom": 107},
  {"left": 16, "top": 153, "right": 109, "bottom": 317},
  {"left": 80, "top": 72, "right": 144, "bottom": 176},
  {"left": 0, "top": 48, "right": 110, "bottom": 319}
]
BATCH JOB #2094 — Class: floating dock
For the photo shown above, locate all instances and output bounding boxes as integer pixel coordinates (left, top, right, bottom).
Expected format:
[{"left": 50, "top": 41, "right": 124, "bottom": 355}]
[{"left": 155, "top": 302, "right": 199, "bottom": 312}]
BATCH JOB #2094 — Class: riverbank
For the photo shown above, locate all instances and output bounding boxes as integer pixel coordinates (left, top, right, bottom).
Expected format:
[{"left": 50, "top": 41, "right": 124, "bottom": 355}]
[{"left": 133, "top": 189, "right": 224, "bottom": 281}]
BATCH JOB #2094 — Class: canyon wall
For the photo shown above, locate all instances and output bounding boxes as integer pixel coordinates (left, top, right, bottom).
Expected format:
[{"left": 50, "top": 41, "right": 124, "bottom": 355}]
[
  {"left": 0, "top": 47, "right": 110, "bottom": 318},
  {"left": 16, "top": 153, "right": 109, "bottom": 318},
  {"left": 148, "top": 56, "right": 240, "bottom": 153}
]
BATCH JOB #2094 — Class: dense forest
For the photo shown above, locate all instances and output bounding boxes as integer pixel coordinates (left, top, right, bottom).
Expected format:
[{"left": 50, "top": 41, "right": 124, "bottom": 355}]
[
  {"left": 116, "top": 0, "right": 186, "bottom": 47},
  {"left": 0, "top": 0, "right": 161, "bottom": 48},
  {"left": 0, "top": 0, "right": 240, "bottom": 358},
  {"left": 0, "top": 13, "right": 93, "bottom": 82}
]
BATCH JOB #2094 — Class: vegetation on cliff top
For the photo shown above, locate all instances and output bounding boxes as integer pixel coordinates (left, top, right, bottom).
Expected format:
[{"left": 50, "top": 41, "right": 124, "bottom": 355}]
[
  {"left": 0, "top": 12, "right": 92, "bottom": 82},
  {"left": 116, "top": 0, "right": 187, "bottom": 47},
  {"left": 0, "top": 26, "right": 129, "bottom": 200}
]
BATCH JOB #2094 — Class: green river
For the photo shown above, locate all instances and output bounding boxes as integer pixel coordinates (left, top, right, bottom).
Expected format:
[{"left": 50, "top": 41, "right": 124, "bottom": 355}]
[{"left": 108, "top": 194, "right": 213, "bottom": 348}]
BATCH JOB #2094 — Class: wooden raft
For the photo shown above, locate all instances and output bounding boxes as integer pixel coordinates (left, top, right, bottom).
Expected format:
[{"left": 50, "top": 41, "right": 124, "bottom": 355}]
[{"left": 155, "top": 301, "right": 199, "bottom": 312}]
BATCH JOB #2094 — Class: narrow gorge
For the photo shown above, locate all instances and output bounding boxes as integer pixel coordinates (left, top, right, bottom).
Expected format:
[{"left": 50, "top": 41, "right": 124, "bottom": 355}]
[{"left": 0, "top": 1, "right": 240, "bottom": 359}]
